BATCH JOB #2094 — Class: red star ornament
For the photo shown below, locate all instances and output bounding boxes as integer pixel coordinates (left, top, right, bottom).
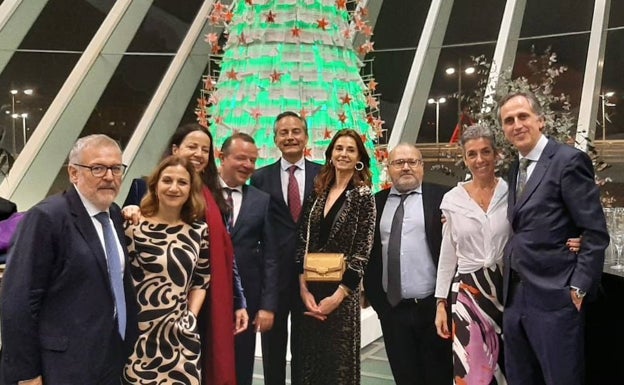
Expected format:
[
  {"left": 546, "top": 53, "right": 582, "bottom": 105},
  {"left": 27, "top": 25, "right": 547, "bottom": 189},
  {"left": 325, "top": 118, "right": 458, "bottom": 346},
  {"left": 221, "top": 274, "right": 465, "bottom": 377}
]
[
  {"left": 214, "top": 116, "right": 224, "bottom": 125},
  {"left": 304, "top": 147, "right": 312, "bottom": 158},
  {"left": 375, "top": 148, "right": 388, "bottom": 162},
  {"left": 250, "top": 108, "right": 262, "bottom": 121},
  {"left": 204, "top": 76, "right": 216, "bottom": 91},
  {"left": 338, "top": 111, "right": 347, "bottom": 123},
  {"left": 359, "top": 6, "right": 369, "bottom": 17},
  {"left": 213, "top": 1, "right": 225, "bottom": 13},
  {"left": 360, "top": 134, "right": 367, "bottom": 143},
  {"left": 226, "top": 69, "right": 238, "bottom": 80},
  {"left": 340, "top": 93, "right": 352, "bottom": 105},
  {"left": 269, "top": 70, "right": 283, "bottom": 83},
  {"left": 197, "top": 96, "right": 208, "bottom": 109},
  {"left": 323, "top": 128, "right": 333, "bottom": 139},
  {"left": 336, "top": 0, "right": 347, "bottom": 9},
  {"left": 291, "top": 26, "right": 301, "bottom": 37},
  {"left": 211, "top": 44, "right": 222, "bottom": 54},
  {"left": 266, "top": 10, "right": 276, "bottom": 23},
  {"left": 368, "top": 79, "right": 378, "bottom": 91},
  {"left": 381, "top": 180, "right": 393, "bottom": 190},
  {"left": 245, "top": 0, "right": 253, "bottom": 4},
  {"left": 299, "top": 107, "right": 309, "bottom": 120},
  {"left": 317, "top": 18, "right": 329, "bottom": 30},
  {"left": 358, "top": 41, "right": 374, "bottom": 55},
  {"left": 223, "top": 10, "right": 234, "bottom": 22},
  {"left": 205, "top": 32, "right": 219, "bottom": 45},
  {"left": 342, "top": 28, "right": 351, "bottom": 39},
  {"left": 366, "top": 95, "right": 379, "bottom": 109}
]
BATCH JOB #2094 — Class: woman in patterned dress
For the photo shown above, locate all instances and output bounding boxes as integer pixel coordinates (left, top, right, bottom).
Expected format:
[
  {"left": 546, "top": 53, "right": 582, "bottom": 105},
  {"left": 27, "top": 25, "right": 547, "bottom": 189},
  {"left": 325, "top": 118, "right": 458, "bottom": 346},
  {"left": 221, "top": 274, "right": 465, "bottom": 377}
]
[
  {"left": 122, "top": 155, "right": 210, "bottom": 385},
  {"left": 290, "top": 129, "right": 376, "bottom": 385}
]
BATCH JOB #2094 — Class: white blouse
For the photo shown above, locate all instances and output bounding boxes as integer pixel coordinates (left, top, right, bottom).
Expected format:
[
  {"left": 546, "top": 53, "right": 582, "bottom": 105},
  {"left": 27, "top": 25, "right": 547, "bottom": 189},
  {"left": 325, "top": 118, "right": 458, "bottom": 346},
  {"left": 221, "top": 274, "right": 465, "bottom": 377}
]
[{"left": 434, "top": 179, "right": 511, "bottom": 299}]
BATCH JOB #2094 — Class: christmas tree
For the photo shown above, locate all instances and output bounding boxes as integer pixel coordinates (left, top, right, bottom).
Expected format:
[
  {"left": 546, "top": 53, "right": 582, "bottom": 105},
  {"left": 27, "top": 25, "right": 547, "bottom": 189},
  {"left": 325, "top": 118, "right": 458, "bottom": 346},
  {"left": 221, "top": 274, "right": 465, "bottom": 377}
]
[{"left": 196, "top": 0, "right": 385, "bottom": 188}]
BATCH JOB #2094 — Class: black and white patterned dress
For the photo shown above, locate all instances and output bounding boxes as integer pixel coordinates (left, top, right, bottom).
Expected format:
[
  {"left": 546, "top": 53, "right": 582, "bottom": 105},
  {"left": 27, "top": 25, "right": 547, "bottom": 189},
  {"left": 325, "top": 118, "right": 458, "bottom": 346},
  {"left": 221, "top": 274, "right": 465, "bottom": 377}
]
[{"left": 122, "top": 219, "right": 210, "bottom": 385}]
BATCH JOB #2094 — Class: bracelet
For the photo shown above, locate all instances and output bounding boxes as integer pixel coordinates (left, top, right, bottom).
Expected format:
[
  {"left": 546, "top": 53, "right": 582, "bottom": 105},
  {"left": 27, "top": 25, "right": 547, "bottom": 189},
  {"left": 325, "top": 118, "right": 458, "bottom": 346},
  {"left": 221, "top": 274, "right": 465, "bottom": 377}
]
[
  {"left": 338, "top": 284, "right": 351, "bottom": 297},
  {"left": 436, "top": 298, "right": 447, "bottom": 306}
]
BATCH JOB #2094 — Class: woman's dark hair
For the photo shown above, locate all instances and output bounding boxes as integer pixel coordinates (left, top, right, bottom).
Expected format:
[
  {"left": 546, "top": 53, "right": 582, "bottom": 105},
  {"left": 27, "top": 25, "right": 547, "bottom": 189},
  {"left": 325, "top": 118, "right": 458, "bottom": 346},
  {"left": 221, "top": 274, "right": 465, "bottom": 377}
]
[
  {"left": 165, "top": 123, "right": 228, "bottom": 214},
  {"left": 314, "top": 129, "right": 372, "bottom": 193},
  {"left": 140, "top": 156, "right": 205, "bottom": 224}
]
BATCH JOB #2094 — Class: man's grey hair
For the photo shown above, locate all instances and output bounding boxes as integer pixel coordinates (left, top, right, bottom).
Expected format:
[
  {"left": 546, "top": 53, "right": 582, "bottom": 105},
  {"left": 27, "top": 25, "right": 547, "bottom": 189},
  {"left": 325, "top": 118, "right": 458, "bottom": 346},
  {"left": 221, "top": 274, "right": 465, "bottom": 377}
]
[{"left": 68, "top": 134, "right": 121, "bottom": 164}]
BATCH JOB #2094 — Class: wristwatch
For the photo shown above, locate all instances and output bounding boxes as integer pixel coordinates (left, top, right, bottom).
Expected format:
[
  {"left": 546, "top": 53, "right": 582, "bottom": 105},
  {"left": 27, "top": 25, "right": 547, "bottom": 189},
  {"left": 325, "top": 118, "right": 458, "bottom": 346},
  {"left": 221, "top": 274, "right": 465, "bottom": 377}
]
[{"left": 573, "top": 288, "right": 586, "bottom": 299}]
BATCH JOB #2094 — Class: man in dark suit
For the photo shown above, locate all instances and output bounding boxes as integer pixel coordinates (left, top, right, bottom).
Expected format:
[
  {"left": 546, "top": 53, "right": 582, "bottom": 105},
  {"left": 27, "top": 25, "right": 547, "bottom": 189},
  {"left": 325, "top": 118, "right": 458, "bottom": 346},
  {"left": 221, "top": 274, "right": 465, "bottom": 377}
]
[
  {"left": 250, "top": 111, "right": 321, "bottom": 385},
  {"left": 500, "top": 91, "right": 609, "bottom": 385},
  {"left": 219, "top": 132, "right": 278, "bottom": 385},
  {"left": 363, "top": 143, "right": 452, "bottom": 385},
  {"left": 1, "top": 134, "right": 138, "bottom": 385}
]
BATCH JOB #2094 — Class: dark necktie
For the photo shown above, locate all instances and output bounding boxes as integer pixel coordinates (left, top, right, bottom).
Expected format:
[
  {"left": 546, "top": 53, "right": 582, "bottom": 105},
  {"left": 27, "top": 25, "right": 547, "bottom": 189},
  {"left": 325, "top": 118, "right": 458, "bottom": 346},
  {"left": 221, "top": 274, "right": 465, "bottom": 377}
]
[
  {"left": 516, "top": 158, "right": 531, "bottom": 197},
  {"left": 94, "top": 212, "right": 126, "bottom": 339},
  {"left": 287, "top": 165, "right": 302, "bottom": 222},
  {"left": 386, "top": 193, "right": 414, "bottom": 306},
  {"left": 224, "top": 188, "right": 234, "bottom": 233}
]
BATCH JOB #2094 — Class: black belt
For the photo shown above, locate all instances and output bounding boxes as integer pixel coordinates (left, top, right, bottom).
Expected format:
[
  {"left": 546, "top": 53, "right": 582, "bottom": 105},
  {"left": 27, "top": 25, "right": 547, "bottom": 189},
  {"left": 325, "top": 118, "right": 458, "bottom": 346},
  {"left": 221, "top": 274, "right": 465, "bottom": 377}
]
[
  {"left": 510, "top": 269, "right": 523, "bottom": 285},
  {"left": 398, "top": 295, "right": 435, "bottom": 306}
]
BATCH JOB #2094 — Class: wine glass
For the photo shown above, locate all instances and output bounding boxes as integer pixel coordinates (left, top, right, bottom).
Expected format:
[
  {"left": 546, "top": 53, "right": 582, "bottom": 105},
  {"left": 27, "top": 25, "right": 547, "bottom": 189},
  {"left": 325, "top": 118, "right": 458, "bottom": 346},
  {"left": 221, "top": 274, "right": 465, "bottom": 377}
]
[
  {"left": 603, "top": 208, "right": 616, "bottom": 265},
  {"left": 611, "top": 231, "right": 624, "bottom": 270}
]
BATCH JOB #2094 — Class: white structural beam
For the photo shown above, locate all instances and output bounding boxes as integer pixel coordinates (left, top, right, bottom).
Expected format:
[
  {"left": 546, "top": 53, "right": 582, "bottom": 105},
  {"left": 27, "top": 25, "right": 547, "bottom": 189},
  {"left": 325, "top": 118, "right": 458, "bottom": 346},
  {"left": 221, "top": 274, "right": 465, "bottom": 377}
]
[
  {"left": 118, "top": 0, "right": 222, "bottom": 204},
  {"left": 481, "top": 0, "right": 526, "bottom": 112},
  {"left": 387, "top": 0, "right": 454, "bottom": 149},
  {"left": 0, "top": 0, "right": 48, "bottom": 74},
  {"left": 575, "top": 0, "right": 610, "bottom": 152},
  {"left": 0, "top": 0, "right": 153, "bottom": 209}
]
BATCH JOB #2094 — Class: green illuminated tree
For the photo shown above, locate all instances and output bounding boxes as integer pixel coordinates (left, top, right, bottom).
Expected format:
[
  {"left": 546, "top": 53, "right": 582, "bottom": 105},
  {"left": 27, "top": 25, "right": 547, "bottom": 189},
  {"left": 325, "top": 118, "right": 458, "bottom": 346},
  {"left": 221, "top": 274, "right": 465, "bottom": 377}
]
[{"left": 197, "top": 0, "right": 384, "bottom": 187}]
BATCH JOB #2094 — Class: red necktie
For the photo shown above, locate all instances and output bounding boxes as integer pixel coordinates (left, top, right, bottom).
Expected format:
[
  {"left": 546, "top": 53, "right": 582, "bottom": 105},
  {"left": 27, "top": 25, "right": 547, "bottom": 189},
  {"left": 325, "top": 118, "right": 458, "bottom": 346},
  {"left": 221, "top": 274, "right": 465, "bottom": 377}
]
[
  {"left": 288, "top": 165, "right": 302, "bottom": 222},
  {"left": 224, "top": 188, "right": 234, "bottom": 232}
]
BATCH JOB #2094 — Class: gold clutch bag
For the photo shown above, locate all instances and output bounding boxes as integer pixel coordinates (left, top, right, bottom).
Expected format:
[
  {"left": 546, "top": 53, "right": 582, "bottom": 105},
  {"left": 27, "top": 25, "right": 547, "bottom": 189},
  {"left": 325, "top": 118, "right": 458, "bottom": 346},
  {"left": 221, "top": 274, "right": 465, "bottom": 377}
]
[{"left": 303, "top": 253, "right": 345, "bottom": 282}]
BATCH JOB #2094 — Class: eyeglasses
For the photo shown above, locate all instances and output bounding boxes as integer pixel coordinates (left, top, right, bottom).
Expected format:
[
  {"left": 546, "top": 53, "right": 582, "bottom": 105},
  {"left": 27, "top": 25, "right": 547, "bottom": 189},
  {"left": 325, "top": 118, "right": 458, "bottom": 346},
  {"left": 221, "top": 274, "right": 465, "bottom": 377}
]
[
  {"left": 389, "top": 159, "right": 423, "bottom": 168},
  {"left": 72, "top": 163, "right": 127, "bottom": 177}
]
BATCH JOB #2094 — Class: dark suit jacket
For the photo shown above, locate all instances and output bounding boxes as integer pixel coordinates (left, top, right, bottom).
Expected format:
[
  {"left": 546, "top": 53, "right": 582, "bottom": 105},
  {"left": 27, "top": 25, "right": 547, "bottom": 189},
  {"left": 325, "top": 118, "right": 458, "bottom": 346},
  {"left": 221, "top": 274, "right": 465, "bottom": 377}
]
[
  {"left": 230, "top": 184, "right": 278, "bottom": 314},
  {"left": 250, "top": 159, "right": 321, "bottom": 292},
  {"left": 0, "top": 186, "right": 138, "bottom": 384},
  {"left": 504, "top": 138, "right": 609, "bottom": 309},
  {"left": 364, "top": 182, "right": 450, "bottom": 318}
]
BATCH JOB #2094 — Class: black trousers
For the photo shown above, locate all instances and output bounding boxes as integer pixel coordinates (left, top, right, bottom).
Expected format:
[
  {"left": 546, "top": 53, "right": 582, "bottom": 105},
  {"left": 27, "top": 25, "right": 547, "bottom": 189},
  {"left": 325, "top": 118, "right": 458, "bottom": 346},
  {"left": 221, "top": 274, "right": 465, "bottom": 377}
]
[{"left": 380, "top": 296, "right": 452, "bottom": 385}]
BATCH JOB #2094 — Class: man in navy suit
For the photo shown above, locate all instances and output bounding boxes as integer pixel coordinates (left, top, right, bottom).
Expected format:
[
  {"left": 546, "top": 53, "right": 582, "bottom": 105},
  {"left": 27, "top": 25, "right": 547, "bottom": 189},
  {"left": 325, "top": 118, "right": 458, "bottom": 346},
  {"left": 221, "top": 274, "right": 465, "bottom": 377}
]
[
  {"left": 250, "top": 111, "right": 321, "bottom": 385},
  {"left": 1, "top": 134, "right": 138, "bottom": 385},
  {"left": 219, "top": 132, "right": 278, "bottom": 385},
  {"left": 500, "top": 91, "right": 609, "bottom": 385},
  {"left": 363, "top": 143, "right": 452, "bottom": 385}
]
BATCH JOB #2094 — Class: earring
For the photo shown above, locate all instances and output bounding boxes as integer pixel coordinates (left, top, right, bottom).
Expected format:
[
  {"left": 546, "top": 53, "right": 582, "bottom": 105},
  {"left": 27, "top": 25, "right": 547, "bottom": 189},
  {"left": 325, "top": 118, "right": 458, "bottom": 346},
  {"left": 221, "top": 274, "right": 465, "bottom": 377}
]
[{"left": 355, "top": 161, "right": 364, "bottom": 171}]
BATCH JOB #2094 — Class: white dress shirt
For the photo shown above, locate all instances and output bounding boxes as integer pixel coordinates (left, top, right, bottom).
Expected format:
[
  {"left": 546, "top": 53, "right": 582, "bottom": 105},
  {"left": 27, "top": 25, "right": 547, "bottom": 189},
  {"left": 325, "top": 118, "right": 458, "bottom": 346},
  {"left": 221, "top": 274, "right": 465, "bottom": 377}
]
[
  {"left": 280, "top": 157, "right": 305, "bottom": 204},
  {"left": 434, "top": 179, "right": 510, "bottom": 299}
]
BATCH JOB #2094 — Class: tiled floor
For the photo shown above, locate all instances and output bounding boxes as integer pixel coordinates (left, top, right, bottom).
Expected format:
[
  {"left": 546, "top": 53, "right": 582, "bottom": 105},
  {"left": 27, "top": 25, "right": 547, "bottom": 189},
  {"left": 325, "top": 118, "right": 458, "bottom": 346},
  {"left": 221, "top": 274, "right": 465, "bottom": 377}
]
[{"left": 252, "top": 337, "right": 394, "bottom": 385}]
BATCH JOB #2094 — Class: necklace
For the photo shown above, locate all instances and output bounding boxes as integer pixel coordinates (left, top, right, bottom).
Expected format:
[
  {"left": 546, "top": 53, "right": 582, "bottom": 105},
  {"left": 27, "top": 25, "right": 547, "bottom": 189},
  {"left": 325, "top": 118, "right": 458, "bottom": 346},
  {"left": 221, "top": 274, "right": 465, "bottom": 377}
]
[{"left": 468, "top": 179, "right": 497, "bottom": 211}]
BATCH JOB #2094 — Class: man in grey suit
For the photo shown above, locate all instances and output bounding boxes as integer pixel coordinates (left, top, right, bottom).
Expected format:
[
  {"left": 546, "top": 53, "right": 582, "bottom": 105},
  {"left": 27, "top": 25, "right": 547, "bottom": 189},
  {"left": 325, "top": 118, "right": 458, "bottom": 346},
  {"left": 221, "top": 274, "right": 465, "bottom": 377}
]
[
  {"left": 501, "top": 91, "right": 609, "bottom": 385},
  {"left": 1, "top": 134, "right": 138, "bottom": 385},
  {"left": 219, "top": 132, "right": 278, "bottom": 385},
  {"left": 250, "top": 111, "right": 321, "bottom": 385}
]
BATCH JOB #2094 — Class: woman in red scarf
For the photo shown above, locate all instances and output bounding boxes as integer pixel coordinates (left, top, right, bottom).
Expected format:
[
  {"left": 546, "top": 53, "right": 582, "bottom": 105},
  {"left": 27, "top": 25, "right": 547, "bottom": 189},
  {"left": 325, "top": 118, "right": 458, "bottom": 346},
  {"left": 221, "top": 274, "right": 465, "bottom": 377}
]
[{"left": 123, "top": 123, "right": 248, "bottom": 385}]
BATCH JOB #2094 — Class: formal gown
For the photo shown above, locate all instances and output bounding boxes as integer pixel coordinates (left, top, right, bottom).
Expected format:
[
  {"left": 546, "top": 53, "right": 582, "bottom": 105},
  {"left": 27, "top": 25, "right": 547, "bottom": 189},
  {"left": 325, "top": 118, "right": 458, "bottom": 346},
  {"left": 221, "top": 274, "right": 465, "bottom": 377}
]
[
  {"left": 292, "top": 186, "right": 375, "bottom": 385},
  {"left": 122, "top": 219, "right": 211, "bottom": 385}
]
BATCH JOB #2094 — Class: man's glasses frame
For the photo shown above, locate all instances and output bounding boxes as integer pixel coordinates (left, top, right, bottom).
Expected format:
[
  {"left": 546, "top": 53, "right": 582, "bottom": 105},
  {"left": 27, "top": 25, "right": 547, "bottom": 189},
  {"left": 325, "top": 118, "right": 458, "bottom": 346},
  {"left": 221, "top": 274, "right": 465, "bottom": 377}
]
[
  {"left": 388, "top": 159, "right": 423, "bottom": 169},
  {"left": 72, "top": 163, "right": 127, "bottom": 177}
]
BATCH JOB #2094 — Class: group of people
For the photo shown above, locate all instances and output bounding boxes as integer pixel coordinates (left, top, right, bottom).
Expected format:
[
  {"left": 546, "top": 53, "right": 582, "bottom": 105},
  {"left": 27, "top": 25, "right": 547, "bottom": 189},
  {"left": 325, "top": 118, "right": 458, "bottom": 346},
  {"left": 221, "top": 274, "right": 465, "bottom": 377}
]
[{"left": 0, "top": 89, "right": 609, "bottom": 385}]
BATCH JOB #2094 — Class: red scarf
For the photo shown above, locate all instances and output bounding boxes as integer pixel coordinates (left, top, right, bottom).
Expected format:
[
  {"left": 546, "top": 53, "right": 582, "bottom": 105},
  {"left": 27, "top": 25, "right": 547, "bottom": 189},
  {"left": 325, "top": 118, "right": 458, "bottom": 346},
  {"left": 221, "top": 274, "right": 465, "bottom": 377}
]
[{"left": 200, "top": 186, "right": 237, "bottom": 385}]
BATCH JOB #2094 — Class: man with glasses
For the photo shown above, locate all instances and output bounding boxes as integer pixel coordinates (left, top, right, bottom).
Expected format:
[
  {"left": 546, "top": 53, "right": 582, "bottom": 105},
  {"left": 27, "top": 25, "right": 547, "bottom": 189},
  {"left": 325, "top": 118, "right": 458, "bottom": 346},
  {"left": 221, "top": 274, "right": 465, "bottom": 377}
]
[
  {"left": 364, "top": 143, "right": 452, "bottom": 385},
  {"left": 1, "top": 134, "right": 138, "bottom": 385}
]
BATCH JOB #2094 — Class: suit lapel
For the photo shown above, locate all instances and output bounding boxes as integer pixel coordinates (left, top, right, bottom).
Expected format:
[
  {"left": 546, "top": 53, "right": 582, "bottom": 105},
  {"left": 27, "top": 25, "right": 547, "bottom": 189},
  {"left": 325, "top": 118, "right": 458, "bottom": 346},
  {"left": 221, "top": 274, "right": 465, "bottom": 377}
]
[
  {"left": 303, "top": 160, "right": 317, "bottom": 199},
  {"left": 513, "top": 139, "right": 557, "bottom": 212},
  {"left": 231, "top": 185, "right": 249, "bottom": 237},
  {"left": 268, "top": 162, "right": 287, "bottom": 207},
  {"left": 66, "top": 187, "right": 109, "bottom": 278}
]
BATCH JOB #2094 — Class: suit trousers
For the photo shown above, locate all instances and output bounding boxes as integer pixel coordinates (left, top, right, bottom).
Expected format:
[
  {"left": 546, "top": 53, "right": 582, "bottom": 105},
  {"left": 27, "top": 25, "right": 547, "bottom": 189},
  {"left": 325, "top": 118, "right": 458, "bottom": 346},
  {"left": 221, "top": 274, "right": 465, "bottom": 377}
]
[
  {"left": 504, "top": 280, "right": 585, "bottom": 385},
  {"left": 379, "top": 296, "right": 452, "bottom": 385},
  {"left": 261, "top": 281, "right": 297, "bottom": 385},
  {"left": 236, "top": 313, "right": 258, "bottom": 385}
]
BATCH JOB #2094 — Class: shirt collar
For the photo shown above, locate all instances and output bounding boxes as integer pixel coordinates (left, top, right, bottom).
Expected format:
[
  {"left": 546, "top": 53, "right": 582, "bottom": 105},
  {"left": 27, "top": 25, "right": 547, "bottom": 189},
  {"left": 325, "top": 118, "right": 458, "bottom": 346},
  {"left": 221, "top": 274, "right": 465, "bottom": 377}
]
[
  {"left": 219, "top": 176, "right": 243, "bottom": 193},
  {"left": 520, "top": 134, "right": 548, "bottom": 162},
  {"left": 280, "top": 157, "right": 305, "bottom": 172},
  {"left": 389, "top": 185, "right": 422, "bottom": 196},
  {"left": 74, "top": 184, "right": 107, "bottom": 217}
]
